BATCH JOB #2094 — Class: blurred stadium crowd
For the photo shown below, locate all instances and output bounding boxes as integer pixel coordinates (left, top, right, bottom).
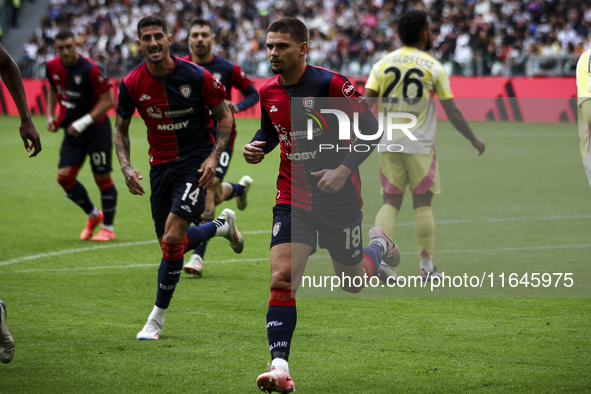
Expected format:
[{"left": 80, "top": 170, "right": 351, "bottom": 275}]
[{"left": 18, "top": 0, "right": 591, "bottom": 78}]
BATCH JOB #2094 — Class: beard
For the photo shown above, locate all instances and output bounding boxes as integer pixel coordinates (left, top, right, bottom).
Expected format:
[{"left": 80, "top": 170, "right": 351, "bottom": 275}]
[{"left": 270, "top": 61, "right": 283, "bottom": 75}]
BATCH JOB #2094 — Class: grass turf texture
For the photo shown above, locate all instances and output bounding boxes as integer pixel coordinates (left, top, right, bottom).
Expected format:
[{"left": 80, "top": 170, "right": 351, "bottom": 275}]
[{"left": 0, "top": 116, "right": 589, "bottom": 393}]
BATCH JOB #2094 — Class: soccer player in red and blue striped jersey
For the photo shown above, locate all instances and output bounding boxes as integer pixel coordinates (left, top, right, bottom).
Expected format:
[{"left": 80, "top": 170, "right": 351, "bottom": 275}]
[
  {"left": 46, "top": 30, "right": 117, "bottom": 242},
  {"left": 114, "top": 15, "right": 244, "bottom": 341},
  {"left": 244, "top": 18, "right": 401, "bottom": 393},
  {"left": 181, "top": 18, "right": 259, "bottom": 277}
]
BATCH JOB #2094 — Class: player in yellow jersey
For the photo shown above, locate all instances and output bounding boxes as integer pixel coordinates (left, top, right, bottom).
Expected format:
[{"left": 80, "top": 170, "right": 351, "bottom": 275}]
[
  {"left": 575, "top": 48, "right": 591, "bottom": 189},
  {"left": 364, "top": 10, "right": 485, "bottom": 281}
]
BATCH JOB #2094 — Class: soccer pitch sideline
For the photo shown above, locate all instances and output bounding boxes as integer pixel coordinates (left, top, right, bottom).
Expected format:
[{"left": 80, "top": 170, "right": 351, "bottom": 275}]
[{"left": 0, "top": 116, "right": 590, "bottom": 393}]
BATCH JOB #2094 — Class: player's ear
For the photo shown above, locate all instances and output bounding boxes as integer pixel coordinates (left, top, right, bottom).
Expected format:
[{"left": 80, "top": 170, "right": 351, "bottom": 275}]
[
  {"left": 300, "top": 42, "right": 308, "bottom": 56},
  {"left": 167, "top": 34, "right": 173, "bottom": 46},
  {"left": 136, "top": 39, "right": 142, "bottom": 50}
]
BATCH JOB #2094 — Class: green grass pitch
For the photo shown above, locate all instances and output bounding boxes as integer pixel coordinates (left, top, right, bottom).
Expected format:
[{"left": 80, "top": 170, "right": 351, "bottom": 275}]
[{"left": 0, "top": 116, "right": 590, "bottom": 393}]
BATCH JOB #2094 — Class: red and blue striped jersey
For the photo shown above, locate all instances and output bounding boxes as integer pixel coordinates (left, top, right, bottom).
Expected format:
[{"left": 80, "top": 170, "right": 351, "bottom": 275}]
[
  {"left": 117, "top": 56, "right": 227, "bottom": 165},
  {"left": 259, "top": 64, "right": 368, "bottom": 212},
  {"left": 46, "top": 55, "right": 111, "bottom": 130},
  {"left": 182, "top": 54, "right": 255, "bottom": 149}
]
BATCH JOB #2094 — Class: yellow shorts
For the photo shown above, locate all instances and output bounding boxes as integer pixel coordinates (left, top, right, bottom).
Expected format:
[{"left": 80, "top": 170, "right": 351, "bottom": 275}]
[{"left": 379, "top": 148, "right": 440, "bottom": 195}]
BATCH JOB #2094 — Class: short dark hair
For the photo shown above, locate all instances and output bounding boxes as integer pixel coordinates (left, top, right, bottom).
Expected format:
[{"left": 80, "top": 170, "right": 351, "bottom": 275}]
[
  {"left": 398, "top": 10, "right": 429, "bottom": 46},
  {"left": 189, "top": 18, "right": 213, "bottom": 32},
  {"left": 137, "top": 15, "right": 168, "bottom": 39},
  {"left": 267, "top": 17, "right": 308, "bottom": 44},
  {"left": 55, "top": 30, "right": 75, "bottom": 42}
]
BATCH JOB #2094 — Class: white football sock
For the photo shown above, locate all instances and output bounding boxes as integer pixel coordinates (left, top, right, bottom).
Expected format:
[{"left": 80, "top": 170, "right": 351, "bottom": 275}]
[
  {"left": 102, "top": 225, "right": 114, "bottom": 232},
  {"left": 272, "top": 357, "right": 289, "bottom": 374},
  {"left": 148, "top": 305, "right": 166, "bottom": 327},
  {"left": 88, "top": 206, "right": 99, "bottom": 219},
  {"left": 420, "top": 257, "right": 434, "bottom": 272}
]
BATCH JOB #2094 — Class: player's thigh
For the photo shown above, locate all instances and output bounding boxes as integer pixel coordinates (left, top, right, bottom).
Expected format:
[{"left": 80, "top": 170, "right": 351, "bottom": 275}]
[
  {"left": 404, "top": 148, "right": 440, "bottom": 195},
  {"left": 150, "top": 163, "right": 175, "bottom": 238},
  {"left": 270, "top": 204, "right": 317, "bottom": 252},
  {"left": 84, "top": 119, "right": 113, "bottom": 174},
  {"left": 318, "top": 209, "right": 364, "bottom": 268},
  {"left": 215, "top": 144, "right": 233, "bottom": 181},
  {"left": 379, "top": 152, "right": 408, "bottom": 194},
  {"left": 58, "top": 134, "right": 86, "bottom": 170},
  {"left": 169, "top": 157, "right": 207, "bottom": 226}
]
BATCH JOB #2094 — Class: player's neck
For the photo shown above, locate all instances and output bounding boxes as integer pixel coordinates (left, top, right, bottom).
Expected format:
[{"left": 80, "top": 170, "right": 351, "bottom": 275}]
[
  {"left": 280, "top": 62, "right": 307, "bottom": 86},
  {"left": 408, "top": 43, "right": 426, "bottom": 51},
  {"left": 146, "top": 56, "right": 176, "bottom": 77},
  {"left": 63, "top": 54, "right": 80, "bottom": 67},
  {"left": 192, "top": 52, "right": 214, "bottom": 65}
]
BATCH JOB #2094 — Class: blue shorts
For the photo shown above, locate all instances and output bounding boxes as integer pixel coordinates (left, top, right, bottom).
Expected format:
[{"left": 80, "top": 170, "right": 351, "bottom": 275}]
[
  {"left": 215, "top": 143, "right": 233, "bottom": 181},
  {"left": 149, "top": 156, "right": 208, "bottom": 238},
  {"left": 271, "top": 204, "right": 364, "bottom": 267},
  {"left": 58, "top": 117, "right": 113, "bottom": 174}
]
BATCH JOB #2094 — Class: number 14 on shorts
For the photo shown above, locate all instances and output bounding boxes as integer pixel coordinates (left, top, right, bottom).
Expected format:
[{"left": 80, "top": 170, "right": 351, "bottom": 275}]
[{"left": 182, "top": 182, "right": 200, "bottom": 206}]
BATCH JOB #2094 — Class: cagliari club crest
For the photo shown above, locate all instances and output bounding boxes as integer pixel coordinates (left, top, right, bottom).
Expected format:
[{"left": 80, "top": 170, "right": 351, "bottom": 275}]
[
  {"left": 73, "top": 75, "right": 82, "bottom": 85},
  {"left": 180, "top": 85, "right": 191, "bottom": 98},
  {"left": 303, "top": 97, "right": 314, "bottom": 112},
  {"left": 213, "top": 72, "right": 222, "bottom": 82}
]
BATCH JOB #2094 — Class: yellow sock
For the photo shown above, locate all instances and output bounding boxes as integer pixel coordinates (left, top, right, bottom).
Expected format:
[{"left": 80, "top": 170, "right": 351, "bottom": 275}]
[
  {"left": 415, "top": 206, "right": 434, "bottom": 258},
  {"left": 375, "top": 204, "right": 398, "bottom": 238}
]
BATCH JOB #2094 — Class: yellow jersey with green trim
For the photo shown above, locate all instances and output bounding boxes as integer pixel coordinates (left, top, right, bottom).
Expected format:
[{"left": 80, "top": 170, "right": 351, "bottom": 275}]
[
  {"left": 576, "top": 48, "right": 591, "bottom": 161},
  {"left": 365, "top": 46, "right": 453, "bottom": 154}
]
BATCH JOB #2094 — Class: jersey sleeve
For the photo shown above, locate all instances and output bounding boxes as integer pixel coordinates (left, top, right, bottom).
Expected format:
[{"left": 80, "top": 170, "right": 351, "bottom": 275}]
[
  {"left": 230, "top": 63, "right": 254, "bottom": 92},
  {"left": 364, "top": 63, "right": 381, "bottom": 94},
  {"left": 433, "top": 62, "right": 453, "bottom": 99},
  {"left": 116, "top": 81, "right": 136, "bottom": 119},
  {"left": 328, "top": 73, "right": 370, "bottom": 114},
  {"left": 89, "top": 66, "right": 112, "bottom": 95},
  {"left": 201, "top": 68, "right": 227, "bottom": 109},
  {"left": 577, "top": 50, "right": 591, "bottom": 105}
]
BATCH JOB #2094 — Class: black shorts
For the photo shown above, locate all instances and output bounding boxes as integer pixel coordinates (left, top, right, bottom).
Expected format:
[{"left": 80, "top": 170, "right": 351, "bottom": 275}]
[
  {"left": 271, "top": 204, "right": 364, "bottom": 267},
  {"left": 58, "top": 117, "right": 113, "bottom": 174},
  {"left": 215, "top": 143, "right": 233, "bottom": 181},
  {"left": 150, "top": 156, "right": 208, "bottom": 238}
]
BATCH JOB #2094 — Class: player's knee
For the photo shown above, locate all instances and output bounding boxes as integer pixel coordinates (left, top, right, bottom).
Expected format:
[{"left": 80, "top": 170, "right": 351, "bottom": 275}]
[
  {"left": 211, "top": 182, "right": 224, "bottom": 206},
  {"left": 270, "top": 269, "right": 292, "bottom": 289},
  {"left": 57, "top": 174, "right": 77, "bottom": 191},
  {"left": 94, "top": 175, "right": 114, "bottom": 192}
]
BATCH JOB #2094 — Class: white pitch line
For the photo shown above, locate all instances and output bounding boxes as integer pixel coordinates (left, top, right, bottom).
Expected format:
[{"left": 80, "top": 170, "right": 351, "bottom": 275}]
[
  {"left": 1, "top": 214, "right": 589, "bottom": 267},
  {"left": 8, "top": 245, "right": 591, "bottom": 274}
]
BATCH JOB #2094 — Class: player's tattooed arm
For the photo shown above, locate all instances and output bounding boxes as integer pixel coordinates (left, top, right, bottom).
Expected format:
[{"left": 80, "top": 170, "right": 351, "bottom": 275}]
[
  {"left": 114, "top": 115, "right": 145, "bottom": 195},
  {"left": 210, "top": 101, "right": 233, "bottom": 159},
  {"left": 199, "top": 101, "right": 233, "bottom": 189}
]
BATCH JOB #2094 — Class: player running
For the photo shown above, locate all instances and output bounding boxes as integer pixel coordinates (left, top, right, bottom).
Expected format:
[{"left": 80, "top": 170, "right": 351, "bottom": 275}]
[
  {"left": 46, "top": 30, "right": 118, "bottom": 241},
  {"left": 364, "top": 10, "right": 485, "bottom": 282},
  {"left": 181, "top": 18, "right": 259, "bottom": 277},
  {"left": 243, "top": 17, "right": 401, "bottom": 393},
  {"left": 114, "top": 15, "right": 243, "bottom": 340}
]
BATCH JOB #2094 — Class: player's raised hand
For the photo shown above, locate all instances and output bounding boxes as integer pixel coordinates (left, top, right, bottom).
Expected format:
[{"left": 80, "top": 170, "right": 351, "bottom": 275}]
[
  {"left": 311, "top": 164, "right": 352, "bottom": 193},
  {"left": 20, "top": 119, "right": 42, "bottom": 157},
  {"left": 198, "top": 155, "right": 218, "bottom": 189},
  {"left": 122, "top": 165, "right": 144, "bottom": 195},
  {"left": 472, "top": 137, "right": 485, "bottom": 156},
  {"left": 243, "top": 140, "right": 266, "bottom": 164}
]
